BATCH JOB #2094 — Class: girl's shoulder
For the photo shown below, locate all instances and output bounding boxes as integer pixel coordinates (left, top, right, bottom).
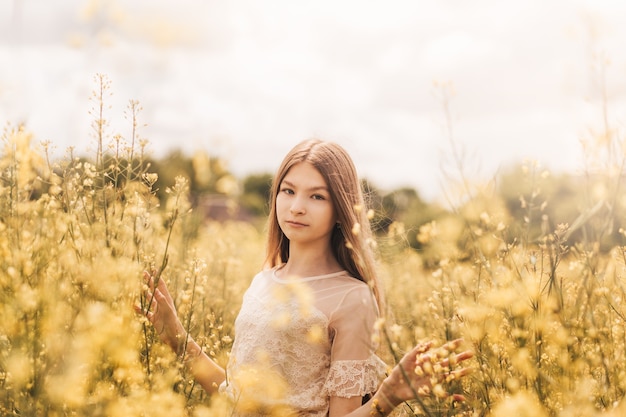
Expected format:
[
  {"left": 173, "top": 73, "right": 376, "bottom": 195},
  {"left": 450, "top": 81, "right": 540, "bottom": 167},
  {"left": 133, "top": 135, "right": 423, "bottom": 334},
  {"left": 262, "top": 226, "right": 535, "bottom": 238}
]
[{"left": 311, "top": 272, "right": 374, "bottom": 306}]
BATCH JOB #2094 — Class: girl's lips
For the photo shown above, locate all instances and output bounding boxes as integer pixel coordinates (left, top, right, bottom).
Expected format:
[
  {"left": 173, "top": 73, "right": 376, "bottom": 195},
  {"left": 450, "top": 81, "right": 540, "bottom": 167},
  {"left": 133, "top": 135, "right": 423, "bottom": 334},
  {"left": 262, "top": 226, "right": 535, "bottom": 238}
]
[{"left": 286, "top": 220, "right": 307, "bottom": 227}]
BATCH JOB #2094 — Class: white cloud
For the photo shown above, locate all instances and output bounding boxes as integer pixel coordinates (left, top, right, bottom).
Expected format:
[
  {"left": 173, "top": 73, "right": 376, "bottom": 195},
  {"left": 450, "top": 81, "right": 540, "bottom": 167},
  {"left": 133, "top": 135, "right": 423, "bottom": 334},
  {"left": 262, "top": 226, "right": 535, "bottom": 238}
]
[
  {"left": 1, "top": 0, "right": 626, "bottom": 200},
  {"left": 421, "top": 31, "right": 497, "bottom": 73}
]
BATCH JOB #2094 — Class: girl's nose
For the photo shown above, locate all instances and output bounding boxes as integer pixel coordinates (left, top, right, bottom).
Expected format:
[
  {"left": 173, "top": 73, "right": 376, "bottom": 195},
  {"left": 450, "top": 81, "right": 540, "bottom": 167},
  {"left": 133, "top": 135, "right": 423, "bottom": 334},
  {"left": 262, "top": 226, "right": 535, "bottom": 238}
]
[{"left": 290, "top": 197, "right": 306, "bottom": 214}]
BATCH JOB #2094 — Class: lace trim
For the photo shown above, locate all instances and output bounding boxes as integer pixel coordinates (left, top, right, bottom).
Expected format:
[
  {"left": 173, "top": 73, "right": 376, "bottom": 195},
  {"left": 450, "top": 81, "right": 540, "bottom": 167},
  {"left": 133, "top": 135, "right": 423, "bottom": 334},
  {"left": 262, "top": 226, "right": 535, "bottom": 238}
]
[{"left": 324, "top": 355, "right": 387, "bottom": 397}]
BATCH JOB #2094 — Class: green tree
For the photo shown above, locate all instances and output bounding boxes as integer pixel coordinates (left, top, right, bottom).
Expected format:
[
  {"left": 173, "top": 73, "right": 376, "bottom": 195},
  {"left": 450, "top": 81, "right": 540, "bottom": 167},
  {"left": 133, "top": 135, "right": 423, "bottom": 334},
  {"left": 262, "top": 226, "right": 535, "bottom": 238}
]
[
  {"left": 240, "top": 173, "right": 272, "bottom": 218},
  {"left": 380, "top": 187, "right": 446, "bottom": 249}
]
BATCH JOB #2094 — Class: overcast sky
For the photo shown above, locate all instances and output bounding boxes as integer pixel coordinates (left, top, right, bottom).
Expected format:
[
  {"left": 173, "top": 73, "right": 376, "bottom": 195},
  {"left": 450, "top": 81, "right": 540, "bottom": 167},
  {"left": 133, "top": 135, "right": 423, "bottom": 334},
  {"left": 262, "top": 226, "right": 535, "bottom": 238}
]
[{"left": 1, "top": 0, "right": 625, "bottom": 201}]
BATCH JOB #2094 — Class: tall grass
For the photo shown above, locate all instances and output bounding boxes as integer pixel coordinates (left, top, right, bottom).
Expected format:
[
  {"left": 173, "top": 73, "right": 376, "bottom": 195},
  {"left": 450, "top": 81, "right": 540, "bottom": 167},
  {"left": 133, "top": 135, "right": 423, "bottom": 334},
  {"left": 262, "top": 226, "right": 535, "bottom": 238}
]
[
  {"left": 379, "top": 81, "right": 626, "bottom": 417},
  {"left": 0, "top": 75, "right": 264, "bottom": 416},
  {"left": 1, "top": 74, "right": 625, "bottom": 416}
]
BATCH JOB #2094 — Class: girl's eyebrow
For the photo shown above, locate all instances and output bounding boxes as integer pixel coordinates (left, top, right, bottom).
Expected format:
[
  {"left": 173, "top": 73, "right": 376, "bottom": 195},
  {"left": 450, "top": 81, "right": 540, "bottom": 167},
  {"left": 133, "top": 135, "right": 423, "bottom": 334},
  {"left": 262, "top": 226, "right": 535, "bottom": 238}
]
[{"left": 281, "top": 180, "right": 329, "bottom": 192}]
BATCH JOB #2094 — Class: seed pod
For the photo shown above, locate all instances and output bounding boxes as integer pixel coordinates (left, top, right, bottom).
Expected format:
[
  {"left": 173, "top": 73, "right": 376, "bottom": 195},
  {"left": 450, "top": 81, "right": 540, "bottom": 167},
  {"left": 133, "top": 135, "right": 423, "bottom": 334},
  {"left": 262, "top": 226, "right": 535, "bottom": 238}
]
[
  {"left": 433, "top": 384, "right": 447, "bottom": 398},
  {"left": 422, "top": 361, "right": 433, "bottom": 375}
]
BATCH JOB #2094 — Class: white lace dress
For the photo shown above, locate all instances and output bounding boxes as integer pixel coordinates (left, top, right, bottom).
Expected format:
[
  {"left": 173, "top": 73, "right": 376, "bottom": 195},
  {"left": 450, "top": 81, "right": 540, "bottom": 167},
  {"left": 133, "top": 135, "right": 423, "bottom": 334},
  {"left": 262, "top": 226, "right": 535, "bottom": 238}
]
[{"left": 220, "top": 267, "right": 387, "bottom": 416}]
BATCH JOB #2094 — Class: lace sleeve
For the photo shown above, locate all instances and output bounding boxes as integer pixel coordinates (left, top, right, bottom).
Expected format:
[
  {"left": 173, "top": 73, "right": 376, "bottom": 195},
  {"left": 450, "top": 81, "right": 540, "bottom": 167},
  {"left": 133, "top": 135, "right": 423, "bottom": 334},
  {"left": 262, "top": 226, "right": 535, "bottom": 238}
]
[{"left": 324, "top": 355, "right": 387, "bottom": 398}]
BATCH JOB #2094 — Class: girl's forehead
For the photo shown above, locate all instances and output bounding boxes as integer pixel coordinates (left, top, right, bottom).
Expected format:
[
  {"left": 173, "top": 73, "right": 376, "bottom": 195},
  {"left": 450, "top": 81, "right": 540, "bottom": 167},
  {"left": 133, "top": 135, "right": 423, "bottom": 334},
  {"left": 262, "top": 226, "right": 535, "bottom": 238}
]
[{"left": 282, "top": 162, "right": 327, "bottom": 186}]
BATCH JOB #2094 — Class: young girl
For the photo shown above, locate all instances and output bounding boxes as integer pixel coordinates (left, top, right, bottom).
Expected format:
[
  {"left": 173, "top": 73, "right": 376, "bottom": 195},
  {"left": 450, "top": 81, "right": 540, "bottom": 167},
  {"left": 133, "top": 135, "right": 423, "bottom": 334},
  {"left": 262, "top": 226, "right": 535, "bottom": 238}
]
[{"left": 140, "top": 139, "right": 472, "bottom": 416}]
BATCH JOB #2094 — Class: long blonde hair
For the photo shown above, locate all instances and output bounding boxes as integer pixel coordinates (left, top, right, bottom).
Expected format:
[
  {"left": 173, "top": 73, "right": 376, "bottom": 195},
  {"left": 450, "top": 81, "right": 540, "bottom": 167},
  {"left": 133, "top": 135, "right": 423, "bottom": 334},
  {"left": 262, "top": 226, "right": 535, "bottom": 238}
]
[{"left": 264, "top": 139, "right": 385, "bottom": 312}]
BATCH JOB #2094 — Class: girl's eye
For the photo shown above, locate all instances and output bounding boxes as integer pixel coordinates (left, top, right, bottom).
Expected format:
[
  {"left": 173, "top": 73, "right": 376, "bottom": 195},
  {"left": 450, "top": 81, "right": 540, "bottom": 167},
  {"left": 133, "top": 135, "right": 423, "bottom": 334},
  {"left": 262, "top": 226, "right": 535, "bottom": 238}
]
[
  {"left": 312, "top": 194, "right": 326, "bottom": 201},
  {"left": 280, "top": 188, "right": 294, "bottom": 195}
]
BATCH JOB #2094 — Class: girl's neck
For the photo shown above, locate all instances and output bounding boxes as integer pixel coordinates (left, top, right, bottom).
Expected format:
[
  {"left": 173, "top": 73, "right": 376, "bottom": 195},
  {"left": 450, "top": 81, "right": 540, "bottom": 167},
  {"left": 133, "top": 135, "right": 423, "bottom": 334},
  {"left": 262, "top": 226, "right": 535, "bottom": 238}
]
[{"left": 277, "top": 245, "right": 341, "bottom": 279}]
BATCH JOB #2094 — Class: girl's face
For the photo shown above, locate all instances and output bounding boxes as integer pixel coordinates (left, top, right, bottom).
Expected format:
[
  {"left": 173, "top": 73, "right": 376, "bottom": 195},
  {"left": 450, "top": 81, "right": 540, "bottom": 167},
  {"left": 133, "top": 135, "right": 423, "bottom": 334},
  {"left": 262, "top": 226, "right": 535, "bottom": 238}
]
[{"left": 276, "top": 162, "right": 337, "bottom": 248}]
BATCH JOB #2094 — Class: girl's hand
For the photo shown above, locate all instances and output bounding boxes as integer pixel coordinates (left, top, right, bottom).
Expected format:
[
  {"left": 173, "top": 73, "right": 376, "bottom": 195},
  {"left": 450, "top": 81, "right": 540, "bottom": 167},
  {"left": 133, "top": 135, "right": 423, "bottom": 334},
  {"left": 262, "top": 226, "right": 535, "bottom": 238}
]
[
  {"left": 379, "top": 339, "right": 474, "bottom": 408},
  {"left": 135, "top": 270, "right": 227, "bottom": 394},
  {"left": 135, "top": 270, "right": 187, "bottom": 354}
]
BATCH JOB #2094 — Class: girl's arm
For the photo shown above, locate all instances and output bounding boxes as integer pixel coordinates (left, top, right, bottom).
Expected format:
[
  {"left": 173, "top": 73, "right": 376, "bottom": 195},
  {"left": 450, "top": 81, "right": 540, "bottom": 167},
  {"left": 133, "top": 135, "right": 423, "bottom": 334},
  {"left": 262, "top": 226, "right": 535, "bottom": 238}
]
[
  {"left": 137, "top": 272, "right": 226, "bottom": 394},
  {"left": 329, "top": 340, "right": 473, "bottom": 417},
  {"left": 179, "top": 338, "right": 227, "bottom": 394}
]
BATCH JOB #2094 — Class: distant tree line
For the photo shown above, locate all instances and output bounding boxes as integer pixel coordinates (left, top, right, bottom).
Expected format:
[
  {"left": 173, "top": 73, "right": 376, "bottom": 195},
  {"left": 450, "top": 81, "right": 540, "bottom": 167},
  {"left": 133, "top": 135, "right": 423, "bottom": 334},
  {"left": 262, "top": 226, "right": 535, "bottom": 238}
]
[{"left": 145, "top": 149, "right": 625, "bottom": 258}]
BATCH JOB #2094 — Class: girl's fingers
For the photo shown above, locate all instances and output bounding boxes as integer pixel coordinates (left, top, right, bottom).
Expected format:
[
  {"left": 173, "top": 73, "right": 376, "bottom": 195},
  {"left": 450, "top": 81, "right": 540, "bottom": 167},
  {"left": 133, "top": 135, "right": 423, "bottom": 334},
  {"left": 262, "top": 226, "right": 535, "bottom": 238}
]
[
  {"left": 415, "top": 341, "right": 433, "bottom": 354},
  {"left": 442, "top": 338, "right": 463, "bottom": 351},
  {"left": 387, "top": 341, "right": 474, "bottom": 404},
  {"left": 401, "top": 342, "right": 433, "bottom": 366},
  {"left": 455, "top": 366, "right": 473, "bottom": 378},
  {"left": 411, "top": 341, "right": 474, "bottom": 378},
  {"left": 155, "top": 278, "right": 175, "bottom": 308},
  {"left": 137, "top": 284, "right": 165, "bottom": 316},
  {"left": 142, "top": 270, "right": 176, "bottom": 309},
  {"left": 424, "top": 350, "right": 474, "bottom": 369},
  {"left": 457, "top": 350, "right": 474, "bottom": 362},
  {"left": 143, "top": 270, "right": 156, "bottom": 287}
]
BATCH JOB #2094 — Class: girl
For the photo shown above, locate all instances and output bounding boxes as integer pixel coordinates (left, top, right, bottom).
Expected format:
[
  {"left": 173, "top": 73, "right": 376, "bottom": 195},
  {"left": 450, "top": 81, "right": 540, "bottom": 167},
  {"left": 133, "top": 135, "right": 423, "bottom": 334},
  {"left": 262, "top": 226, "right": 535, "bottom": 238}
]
[{"left": 140, "top": 139, "right": 472, "bottom": 416}]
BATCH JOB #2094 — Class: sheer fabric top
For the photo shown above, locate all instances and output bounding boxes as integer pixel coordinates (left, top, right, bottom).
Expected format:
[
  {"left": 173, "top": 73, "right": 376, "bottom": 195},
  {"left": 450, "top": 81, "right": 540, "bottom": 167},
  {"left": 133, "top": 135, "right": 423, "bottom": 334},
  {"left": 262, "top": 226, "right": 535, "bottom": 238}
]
[{"left": 220, "top": 266, "right": 386, "bottom": 416}]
